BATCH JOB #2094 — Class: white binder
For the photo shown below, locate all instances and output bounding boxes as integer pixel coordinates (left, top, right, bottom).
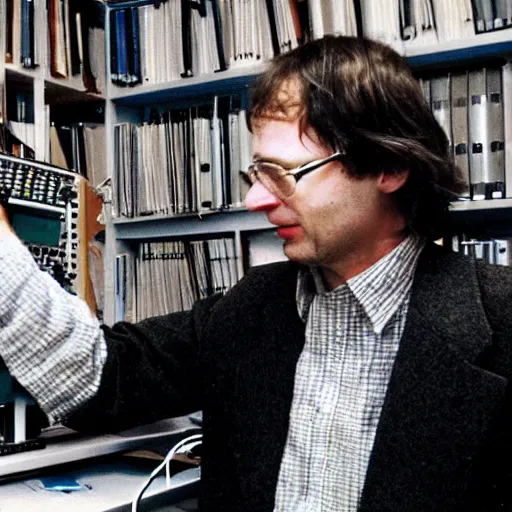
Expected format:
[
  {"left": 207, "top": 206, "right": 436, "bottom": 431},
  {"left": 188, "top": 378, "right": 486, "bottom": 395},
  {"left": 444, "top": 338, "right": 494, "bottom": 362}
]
[
  {"left": 210, "top": 97, "right": 224, "bottom": 210},
  {"left": 195, "top": 115, "right": 214, "bottom": 211},
  {"left": 486, "top": 67, "right": 505, "bottom": 197},
  {"left": 431, "top": 75, "right": 452, "bottom": 147},
  {"left": 494, "top": 239, "right": 512, "bottom": 266},
  {"left": 468, "top": 68, "right": 487, "bottom": 200},
  {"left": 472, "top": 0, "right": 495, "bottom": 31},
  {"left": 419, "top": 78, "right": 431, "bottom": 106},
  {"left": 468, "top": 67, "right": 505, "bottom": 200}
]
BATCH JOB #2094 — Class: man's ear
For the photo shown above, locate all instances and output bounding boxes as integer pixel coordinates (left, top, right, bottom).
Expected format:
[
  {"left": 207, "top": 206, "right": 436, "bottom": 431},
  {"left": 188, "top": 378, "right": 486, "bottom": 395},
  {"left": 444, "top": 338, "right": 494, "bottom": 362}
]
[{"left": 377, "top": 169, "right": 409, "bottom": 194}]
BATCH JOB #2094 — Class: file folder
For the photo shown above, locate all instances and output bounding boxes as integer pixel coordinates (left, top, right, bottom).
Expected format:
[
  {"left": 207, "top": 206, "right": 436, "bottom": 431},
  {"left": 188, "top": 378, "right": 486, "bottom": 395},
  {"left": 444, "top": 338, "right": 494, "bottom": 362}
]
[
  {"left": 493, "top": 0, "right": 510, "bottom": 28},
  {"left": 431, "top": 75, "right": 452, "bottom": 150},
  {"left": 486, "top": 67, "right": 505, "bottom": 198},
  {"left": 468, "top": 68, "right": 505, "bottom": 200},
  {"left": 115, "top": 9, "right": 128, "bottom": 84},
  {"left": 68, "top": 1, "right": 81, "bottom": 76},
  {"left": 211, "top": 97, "right": 223, "bottom": 209},
  {"left": 211, "top": 0, "right": 227, "bottom": 71},
  {"left": 265, "top": 0, "right": 281, "bottom": 55},
  {"left": 450, "top": 71, "right": 470, "bottom": 199},
  {"left": 419, "top": 78, "right": 431, "bottom": 106},
  {"left": 21, "top": 0, "right": 35, "bottom": 68},
  {"left": 109, "top": 9, "right": 119, "bottom": 82},
  {"left": 308, "top": 0, "right": 325, "bottom": 39},
  {"left": 399, "top": 0, "right": 415, "bottom": 40},
  {"left": 127, "top": 7, "right": 141, "bottom": 84},
  {"left": 494, "top": 239, "right": 512, "bottom": 266},
  {"left": 468, "top": 68, "right": 486, "bottom": 200},
  {"left": 472, "top": 0, "right": 495, "bottom": 32},
  {"left": 181, "top": 0, "right": 194, "bottom": 77}
]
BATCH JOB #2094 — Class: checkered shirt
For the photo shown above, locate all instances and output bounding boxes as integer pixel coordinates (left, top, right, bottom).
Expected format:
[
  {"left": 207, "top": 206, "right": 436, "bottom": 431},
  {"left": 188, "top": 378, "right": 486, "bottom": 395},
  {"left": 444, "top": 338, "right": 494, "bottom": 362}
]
[
  {"left": 273, "top": 234, "right": 425, "bottom": 512},
  {"left": 0, "top": 234, "right": 106, "bottom": 425}
]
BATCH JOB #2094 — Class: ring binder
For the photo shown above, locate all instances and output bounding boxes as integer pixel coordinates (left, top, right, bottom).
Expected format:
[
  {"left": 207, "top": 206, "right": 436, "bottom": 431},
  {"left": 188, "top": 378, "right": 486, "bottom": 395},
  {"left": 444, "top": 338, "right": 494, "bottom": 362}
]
[{"left": 468, "top": 67, "right": 505, "bottom": 200}]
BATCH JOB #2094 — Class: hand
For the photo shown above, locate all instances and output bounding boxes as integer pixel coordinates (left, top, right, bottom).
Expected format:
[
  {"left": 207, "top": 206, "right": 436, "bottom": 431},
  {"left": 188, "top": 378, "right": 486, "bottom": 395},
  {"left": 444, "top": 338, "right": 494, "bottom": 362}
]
[{"left": 0, "top": 204, "right": 14, "bottom": 239}]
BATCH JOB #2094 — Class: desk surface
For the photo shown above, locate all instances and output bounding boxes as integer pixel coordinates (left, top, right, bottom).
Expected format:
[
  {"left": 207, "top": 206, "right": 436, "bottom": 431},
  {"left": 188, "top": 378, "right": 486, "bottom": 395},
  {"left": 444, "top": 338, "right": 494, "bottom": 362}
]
[
  {"left": 0, "top": 416, "right": 202, "bottom": 511},
  {"left": 0, "top": 416, "right": 201, "bottom": 479},
  {"left": 0, "top": 461, "right": 200, "bottom": 512}
]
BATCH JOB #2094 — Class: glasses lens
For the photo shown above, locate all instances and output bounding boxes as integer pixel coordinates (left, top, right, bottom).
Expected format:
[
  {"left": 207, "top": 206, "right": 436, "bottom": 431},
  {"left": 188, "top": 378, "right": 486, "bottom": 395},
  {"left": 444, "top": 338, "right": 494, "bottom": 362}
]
[{"left": 253, "top": 163, "right": 296, "bottom": 198}]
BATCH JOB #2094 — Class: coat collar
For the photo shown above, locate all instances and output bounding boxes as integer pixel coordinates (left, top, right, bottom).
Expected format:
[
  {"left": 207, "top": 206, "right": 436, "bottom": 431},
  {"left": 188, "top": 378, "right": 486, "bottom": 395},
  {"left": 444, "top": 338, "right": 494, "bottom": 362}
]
[{"left": 359, "top": 243, "right": 507, "bottom": 511}]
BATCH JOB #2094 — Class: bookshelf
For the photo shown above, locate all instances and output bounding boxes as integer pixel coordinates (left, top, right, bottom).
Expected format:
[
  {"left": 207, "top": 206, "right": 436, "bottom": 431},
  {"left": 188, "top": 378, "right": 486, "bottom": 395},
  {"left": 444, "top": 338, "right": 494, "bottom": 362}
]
[
  {"left": 1, "top": 0, "right": 107, "bottom": 315},
  {"left": 404, "top": 26, "right": 512, "bottom": 68},
  {"left": 93, "top": 2, "right": 512, "bottom": 323},
  {"left": 1, "top": 0, "right": 107, "bottom": 156}
]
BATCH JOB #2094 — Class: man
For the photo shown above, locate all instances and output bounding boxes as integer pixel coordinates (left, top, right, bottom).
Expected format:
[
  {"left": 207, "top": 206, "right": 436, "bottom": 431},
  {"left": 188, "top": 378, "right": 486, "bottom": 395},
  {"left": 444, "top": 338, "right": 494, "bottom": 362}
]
[{"left": 1, "top": 35, "right": 512, "bottom": 511}]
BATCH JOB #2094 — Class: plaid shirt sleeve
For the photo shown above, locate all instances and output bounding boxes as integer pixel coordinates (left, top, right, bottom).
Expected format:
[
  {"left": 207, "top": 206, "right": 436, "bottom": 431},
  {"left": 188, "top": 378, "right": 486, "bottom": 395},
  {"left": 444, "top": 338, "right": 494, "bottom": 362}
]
[{"left": 0, "top": 234, "right": 107, "bottom": 425}]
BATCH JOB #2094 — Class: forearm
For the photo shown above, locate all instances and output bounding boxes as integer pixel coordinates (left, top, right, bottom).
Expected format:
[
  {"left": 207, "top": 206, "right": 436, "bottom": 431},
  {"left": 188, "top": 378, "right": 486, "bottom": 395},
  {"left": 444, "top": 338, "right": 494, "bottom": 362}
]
[
  {"left": 65, "top": 295, "right": 222, "bottom": 434},
  {"left": 0, "top": 232, "right": 107, "bottom": 425}
]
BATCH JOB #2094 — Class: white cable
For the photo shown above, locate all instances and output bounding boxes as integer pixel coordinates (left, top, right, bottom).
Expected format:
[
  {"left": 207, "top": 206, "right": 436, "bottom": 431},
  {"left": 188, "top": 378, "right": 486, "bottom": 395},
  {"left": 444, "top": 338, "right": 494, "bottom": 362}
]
[
  {"left": 131, "top": 433, "right": 202, "bottom": 512},
  {"left": 165, "top": 438, "right": 203, "bottom": 488}
]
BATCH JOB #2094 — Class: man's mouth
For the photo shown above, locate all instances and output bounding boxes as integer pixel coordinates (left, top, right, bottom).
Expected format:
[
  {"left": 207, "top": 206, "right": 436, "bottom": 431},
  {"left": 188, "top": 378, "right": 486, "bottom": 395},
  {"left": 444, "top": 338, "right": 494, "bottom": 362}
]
[{"left": 277, "top": 225, "right": 302, "bottom": 240}]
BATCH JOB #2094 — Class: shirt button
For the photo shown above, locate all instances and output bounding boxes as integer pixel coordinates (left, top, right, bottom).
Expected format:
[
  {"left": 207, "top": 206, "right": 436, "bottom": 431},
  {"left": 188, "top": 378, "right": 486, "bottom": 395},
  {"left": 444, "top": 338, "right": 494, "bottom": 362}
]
[{"left": 315, "top": 402, "right": 331, "bottom": 415}]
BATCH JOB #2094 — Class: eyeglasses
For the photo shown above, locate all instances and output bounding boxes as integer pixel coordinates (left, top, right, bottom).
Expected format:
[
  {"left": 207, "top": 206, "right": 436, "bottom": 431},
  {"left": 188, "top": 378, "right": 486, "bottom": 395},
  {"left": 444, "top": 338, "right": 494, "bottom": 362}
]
[{"left": 243, "top": 151, "right": 345, "bottom": 199}]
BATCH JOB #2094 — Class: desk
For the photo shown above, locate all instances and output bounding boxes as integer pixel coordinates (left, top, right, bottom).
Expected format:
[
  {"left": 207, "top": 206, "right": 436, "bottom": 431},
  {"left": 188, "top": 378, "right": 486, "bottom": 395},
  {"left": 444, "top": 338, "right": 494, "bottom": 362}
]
[
  {"left": 0, "top": 463, "right": 200, "bottom": 511},
  {"left": 0, "top": 416, "right": 201, "bottom": 511}
]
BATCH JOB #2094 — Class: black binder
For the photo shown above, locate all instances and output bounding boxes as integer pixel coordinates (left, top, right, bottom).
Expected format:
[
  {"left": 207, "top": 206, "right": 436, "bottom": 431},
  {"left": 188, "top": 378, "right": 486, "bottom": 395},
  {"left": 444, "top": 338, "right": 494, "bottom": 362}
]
[
  {"left": 128, "top": 7, "right": 141, "bottom": 84},
  {"left": 211, "top": 0, "right": 227, "bottom": 72},
  {"left": 265, "top": 0, "right": 281, "bottom": 55},
  {"left": 21, "top": 0, "right": 35, "bottom": 68},
  {"left": 181, "top": 0, "right": 194, "bottom": 77},
  {"left": 68, "top": 0, "right": 81, "bottom": 76}
]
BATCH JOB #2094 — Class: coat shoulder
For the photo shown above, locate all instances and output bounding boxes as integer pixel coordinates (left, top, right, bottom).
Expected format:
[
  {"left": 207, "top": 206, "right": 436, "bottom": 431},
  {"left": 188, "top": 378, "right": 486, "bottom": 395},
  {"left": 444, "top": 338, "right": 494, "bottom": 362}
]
[
  {"left": 218, "top": 261, "right": 299, "bottom": 307},
  {"left": 474, "top": 260, "right": 512, "bottom": 330},
  {"left": 472, "top": 259, "right": 512, "bottom": 376}
]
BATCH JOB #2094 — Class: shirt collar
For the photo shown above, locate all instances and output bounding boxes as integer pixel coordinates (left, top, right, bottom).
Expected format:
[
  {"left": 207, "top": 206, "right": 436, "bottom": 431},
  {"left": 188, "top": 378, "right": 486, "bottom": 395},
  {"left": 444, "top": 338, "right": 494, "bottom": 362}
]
[{"left": 296, "top": 234, "right": 425, "bottom": 334}]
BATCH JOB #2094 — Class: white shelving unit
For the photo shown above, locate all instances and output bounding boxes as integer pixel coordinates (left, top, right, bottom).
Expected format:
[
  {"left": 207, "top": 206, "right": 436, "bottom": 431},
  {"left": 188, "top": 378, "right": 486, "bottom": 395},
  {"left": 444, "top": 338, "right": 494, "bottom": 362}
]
[{"left": 85, "top": 2, "right": 512, "bottom": 323}]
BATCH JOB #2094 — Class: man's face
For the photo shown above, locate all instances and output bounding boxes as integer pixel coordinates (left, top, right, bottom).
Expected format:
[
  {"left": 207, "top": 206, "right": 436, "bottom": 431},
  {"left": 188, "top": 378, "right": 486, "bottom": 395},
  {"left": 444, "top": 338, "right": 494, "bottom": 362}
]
[{"left": 245, "top": 117, "right": 405, "bottom": 282}]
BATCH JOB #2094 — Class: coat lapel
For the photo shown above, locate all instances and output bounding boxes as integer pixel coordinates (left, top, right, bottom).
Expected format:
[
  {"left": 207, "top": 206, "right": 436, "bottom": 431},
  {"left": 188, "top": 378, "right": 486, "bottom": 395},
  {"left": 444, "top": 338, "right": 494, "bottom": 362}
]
[{"left": 359, "top": 244, "right": 508, "bottom": 511}]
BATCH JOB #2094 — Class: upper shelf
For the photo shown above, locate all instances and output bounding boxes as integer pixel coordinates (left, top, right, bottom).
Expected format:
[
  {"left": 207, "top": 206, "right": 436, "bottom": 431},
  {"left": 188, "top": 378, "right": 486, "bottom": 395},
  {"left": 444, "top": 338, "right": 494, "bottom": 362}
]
[
  {"left": 112, "top": 198, "right": 512, "bottom": 240},
  {"left": 5, "top": 63, "right": 41, "bottom": 86},
  {"left": 449, "top": 199, "right": 512, "bottom": 234},
  {"left": 110, "top": 63, "right": 266, "bottom": 105},
  {"left": 113, "top": 209, "right": 274, "bottom": 239},
  {"left": 405, "top": 29, "right": 512, "bottom": 70},
  {"left": 112, "top": 199, "right": 512, "bottom": 240},
  {"left": 108, "top": 29, "right": 512, "bottom": 105},
  {"left": 5, "top": 64, "right": 105, "bottom": 104},
  {"left": 450, "top": 198, "right": 512, "bottom": 213},
  {"left": 101, "top": 0, "right": 156, "bottom": 8},
  {"left": 44, "top": 78, "right": 105, "bottom": 105}
]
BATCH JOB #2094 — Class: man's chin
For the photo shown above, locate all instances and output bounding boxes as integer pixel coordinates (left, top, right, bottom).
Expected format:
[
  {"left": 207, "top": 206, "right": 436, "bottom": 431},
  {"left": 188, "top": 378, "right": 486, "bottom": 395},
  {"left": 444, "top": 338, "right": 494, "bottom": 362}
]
[{"left": 283, "top": 243, "right": 316, "bottom": 265}]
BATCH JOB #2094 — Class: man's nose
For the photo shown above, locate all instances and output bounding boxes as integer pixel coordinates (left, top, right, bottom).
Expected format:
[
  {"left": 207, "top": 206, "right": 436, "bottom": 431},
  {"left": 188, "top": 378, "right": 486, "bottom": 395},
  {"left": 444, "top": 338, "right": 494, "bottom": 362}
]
[{"left": 244, "top": 181, "right": 281, "bottom": 212}]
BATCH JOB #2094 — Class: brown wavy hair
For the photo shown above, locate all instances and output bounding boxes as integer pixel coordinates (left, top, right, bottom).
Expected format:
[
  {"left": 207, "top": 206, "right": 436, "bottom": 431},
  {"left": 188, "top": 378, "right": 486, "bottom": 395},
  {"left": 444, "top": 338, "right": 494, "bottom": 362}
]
[{"left": 249, "top": 35, "right": 466, "bottom": 240}]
